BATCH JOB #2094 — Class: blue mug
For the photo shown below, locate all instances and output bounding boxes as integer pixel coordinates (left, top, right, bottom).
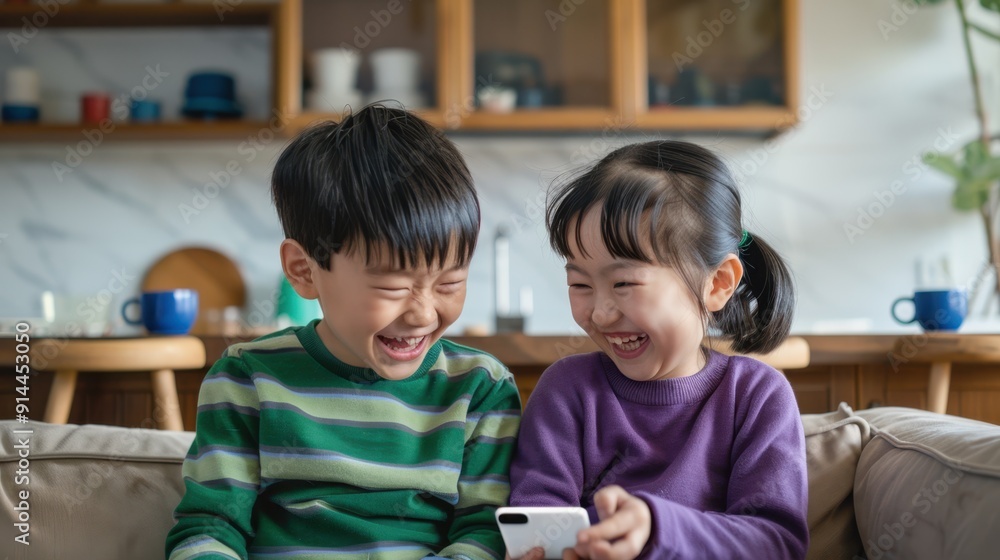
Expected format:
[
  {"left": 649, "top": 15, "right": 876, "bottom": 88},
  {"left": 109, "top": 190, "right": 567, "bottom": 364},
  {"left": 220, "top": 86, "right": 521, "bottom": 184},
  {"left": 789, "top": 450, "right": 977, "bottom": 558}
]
[
  {"left": 130, "top": 99, "right": 161, "bottom": 123},
  {"left": 121, "top": 289, "right": 199, "bottom": 335},
  {"left": 891, "top": 289, "right": 967, "bottom": 332}
]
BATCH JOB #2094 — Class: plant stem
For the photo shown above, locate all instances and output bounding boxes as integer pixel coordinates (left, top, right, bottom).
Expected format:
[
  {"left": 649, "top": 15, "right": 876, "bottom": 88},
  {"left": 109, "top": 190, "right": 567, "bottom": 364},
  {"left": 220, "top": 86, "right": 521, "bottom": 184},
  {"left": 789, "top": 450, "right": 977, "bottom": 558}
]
[
  {"left": 968, "top": 21, "right": 1000, "bottom": 42},
  {"left": 956, "top": 0, "right": 990, "bottom": 146}
]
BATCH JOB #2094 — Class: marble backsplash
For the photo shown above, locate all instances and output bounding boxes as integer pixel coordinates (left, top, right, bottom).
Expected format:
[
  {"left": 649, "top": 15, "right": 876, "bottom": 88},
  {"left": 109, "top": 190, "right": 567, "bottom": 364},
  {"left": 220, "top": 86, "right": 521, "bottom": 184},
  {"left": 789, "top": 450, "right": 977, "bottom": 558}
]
[{"left": 1, "top": 0, "right": 998, "bottom": 335}]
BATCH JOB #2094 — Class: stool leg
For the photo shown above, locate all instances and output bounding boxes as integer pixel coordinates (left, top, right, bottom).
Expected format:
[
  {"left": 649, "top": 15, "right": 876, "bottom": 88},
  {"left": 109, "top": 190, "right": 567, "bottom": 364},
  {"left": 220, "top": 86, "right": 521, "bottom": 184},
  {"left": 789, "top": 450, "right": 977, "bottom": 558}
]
[
  {"left": 44, "top": 370, "right": 78, "bottom": 424},
  {"left": 150, "top": 369, "right": 184, "bottom": 431},
  {"left": 928, "top": 362, "right": 951, "bottom": 415}
]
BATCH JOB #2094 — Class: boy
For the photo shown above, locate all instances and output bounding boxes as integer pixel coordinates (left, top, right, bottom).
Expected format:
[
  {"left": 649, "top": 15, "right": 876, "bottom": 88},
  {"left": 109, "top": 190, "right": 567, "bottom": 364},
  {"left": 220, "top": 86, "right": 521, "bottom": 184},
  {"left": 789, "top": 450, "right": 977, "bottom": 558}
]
[{"left": 166, "top": 105, "right": 522, "bottom": 560}]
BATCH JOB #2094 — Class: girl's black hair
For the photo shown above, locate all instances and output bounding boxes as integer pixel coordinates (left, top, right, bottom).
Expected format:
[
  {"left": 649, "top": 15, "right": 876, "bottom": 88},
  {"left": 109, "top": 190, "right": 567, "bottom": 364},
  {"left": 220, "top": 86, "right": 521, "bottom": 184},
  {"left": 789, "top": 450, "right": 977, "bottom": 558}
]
[
  {"left": 547, "top": 140, "right": 794, "bottom": 354},
  {"left": 271, "top": 104, "right": 480, "bottom": 270}
]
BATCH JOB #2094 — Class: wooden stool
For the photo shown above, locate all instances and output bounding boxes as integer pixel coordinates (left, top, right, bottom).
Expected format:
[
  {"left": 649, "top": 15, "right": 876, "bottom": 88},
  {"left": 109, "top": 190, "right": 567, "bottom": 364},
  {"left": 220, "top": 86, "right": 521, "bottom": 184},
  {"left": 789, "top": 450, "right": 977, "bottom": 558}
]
[
  {"left": 891, "top": 334, "right": 1000, "bottom": 415},
  {"left": 705, "top": 336, "right": 811, "bottom": 371},
  {"left": 19, "top": 337, "right": 204, "bottom": 431}
]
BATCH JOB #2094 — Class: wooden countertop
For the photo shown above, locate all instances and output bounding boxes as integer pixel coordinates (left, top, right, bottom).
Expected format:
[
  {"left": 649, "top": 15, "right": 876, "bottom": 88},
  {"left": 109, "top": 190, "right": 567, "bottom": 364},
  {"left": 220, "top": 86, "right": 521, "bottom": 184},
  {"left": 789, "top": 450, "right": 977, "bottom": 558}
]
[
  {"left": 197, "top": 333, "right": 907, "bottom": 368},
  {"left": 4, "top": 332, "right": 982, "bottom": 369}
]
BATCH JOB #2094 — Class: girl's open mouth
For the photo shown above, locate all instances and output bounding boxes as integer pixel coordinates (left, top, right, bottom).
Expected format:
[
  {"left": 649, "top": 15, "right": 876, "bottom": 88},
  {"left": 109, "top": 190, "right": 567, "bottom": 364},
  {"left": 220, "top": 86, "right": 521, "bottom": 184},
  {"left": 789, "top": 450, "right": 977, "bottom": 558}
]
[{"left": 605, "top": 334, "right": 649, "bottom": 359}]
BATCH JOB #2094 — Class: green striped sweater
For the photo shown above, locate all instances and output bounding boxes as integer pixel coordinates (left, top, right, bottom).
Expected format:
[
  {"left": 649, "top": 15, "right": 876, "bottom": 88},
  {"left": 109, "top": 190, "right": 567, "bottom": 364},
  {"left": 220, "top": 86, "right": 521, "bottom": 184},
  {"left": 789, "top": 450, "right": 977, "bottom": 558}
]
[{"left": 165, "top": 321, "right": 522, "bottom": 560}]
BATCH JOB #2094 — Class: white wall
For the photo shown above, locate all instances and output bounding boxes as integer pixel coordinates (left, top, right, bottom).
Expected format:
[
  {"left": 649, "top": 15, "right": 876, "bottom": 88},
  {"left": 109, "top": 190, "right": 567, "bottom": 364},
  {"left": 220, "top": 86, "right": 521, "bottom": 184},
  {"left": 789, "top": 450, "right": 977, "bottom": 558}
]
[{"left": 1, "top": 0, "right": 997, "bottom": 335}]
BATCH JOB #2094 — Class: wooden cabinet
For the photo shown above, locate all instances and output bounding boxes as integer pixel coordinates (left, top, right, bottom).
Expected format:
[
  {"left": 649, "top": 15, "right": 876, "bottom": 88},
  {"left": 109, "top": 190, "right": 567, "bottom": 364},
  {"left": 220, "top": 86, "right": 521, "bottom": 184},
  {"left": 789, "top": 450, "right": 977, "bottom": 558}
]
[
  {"left": 287, "top": 0, "right": 801, "bottom": 133},
  {"left": 0, "top": 0, "right": 299, "bottom": 142},
  {"left": 0, "top": 0, "right": 799, "bottom": 141}
]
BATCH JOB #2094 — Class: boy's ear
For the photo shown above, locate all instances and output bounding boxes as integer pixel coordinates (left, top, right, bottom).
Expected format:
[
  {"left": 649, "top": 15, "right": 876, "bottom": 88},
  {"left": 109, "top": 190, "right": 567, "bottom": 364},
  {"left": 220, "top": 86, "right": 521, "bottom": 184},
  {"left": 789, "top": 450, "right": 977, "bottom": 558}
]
[
  {"left": 280, "top": 239, "right": 320, "bottom": 300},
  {"left": 703, "top": 254, "right": 744, "bottom": 312}
]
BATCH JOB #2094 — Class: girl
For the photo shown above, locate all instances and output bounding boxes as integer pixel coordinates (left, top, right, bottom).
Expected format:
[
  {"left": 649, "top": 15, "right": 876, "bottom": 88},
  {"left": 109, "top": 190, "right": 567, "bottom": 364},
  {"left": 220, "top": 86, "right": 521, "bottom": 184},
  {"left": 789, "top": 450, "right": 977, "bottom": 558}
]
[{"left": 508, "top": 141, "right": 808, "bottom": 560}]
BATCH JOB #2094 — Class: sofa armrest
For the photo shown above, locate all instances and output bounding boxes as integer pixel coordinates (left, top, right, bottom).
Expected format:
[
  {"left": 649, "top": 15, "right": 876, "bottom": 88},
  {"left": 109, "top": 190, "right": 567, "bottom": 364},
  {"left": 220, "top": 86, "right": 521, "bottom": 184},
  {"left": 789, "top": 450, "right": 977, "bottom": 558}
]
[
  {"left": 0, "top": 420, "right": 193, "bottom": 560},
  {"left": 853, "top": 407, "right": 1000, "bottom": 560}
]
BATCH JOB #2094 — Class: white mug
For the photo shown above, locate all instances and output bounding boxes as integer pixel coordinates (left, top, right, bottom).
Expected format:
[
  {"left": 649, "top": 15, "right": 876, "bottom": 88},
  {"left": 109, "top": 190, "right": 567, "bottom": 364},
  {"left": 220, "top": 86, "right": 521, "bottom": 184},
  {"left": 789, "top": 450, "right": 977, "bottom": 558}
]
[
  {"left": 5, "top": 67, "right": 40, "bottom": 105},
  {"left": 312, "top": 48, "right": 361, "bottom": 93}
]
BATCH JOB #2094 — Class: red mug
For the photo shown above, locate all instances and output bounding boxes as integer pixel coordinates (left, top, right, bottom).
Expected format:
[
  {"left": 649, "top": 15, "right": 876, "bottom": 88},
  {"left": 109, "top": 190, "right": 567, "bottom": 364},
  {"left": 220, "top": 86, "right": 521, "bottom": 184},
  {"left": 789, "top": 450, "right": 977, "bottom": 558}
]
[{"left": 81, "top": 92, "right": 110, "bottom": 123}]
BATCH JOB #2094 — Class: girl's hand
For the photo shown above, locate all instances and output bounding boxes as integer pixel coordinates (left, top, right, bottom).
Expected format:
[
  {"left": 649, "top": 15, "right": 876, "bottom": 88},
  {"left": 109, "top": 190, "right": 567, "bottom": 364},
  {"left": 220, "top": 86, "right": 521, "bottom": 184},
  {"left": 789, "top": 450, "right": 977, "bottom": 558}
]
[{"left": 572, "top": 486, "right": 651, "bottom": 560}]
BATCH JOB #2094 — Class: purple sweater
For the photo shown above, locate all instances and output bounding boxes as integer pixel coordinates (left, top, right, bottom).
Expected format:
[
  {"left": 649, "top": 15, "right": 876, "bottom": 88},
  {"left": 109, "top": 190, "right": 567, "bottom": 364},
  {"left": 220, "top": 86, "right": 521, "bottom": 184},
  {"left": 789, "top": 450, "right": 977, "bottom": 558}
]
[{"left": 509, "top": 351, "right": 808, "bottom": 559}]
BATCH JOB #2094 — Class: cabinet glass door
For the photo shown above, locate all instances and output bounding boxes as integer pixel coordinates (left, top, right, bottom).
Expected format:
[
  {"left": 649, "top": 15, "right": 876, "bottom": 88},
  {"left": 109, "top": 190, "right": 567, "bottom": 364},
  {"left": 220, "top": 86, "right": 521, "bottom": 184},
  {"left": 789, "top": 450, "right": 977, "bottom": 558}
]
[
  {"left": 465, "top": 0, "right": 615, "bottom": 129},
  {"left": 643, "top": 0, "right": 793, "bottom": 129},
  {"left": 300, "top": 0, "right": 441, "bottom": 121}
]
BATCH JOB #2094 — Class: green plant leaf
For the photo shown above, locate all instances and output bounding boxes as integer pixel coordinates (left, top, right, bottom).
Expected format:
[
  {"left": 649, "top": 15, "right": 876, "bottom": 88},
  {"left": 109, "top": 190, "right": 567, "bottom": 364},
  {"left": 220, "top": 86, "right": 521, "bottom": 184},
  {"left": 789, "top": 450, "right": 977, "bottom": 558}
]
[
  {"left": 963, "top": 140, "right": 988, "bottom": 169},
  {"left": 981, "top": 0, "right": 1000, "bottom": 13},
  {"left": 969, "top": 154, "right": 1000, "bottom": 182},
  {"left": 923, "top": 152, "right": 964, "bottom": 179},
  {"left": 953, "top": 178, "right": 993, "bottom": 211}
]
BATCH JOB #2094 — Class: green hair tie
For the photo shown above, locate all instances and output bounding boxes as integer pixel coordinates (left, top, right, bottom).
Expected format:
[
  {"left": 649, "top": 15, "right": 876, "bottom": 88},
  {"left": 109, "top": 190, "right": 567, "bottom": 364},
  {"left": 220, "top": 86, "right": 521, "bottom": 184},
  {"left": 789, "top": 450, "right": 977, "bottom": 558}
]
[{"left": 739, "top": 230, "right": 752, "bottom": 249}]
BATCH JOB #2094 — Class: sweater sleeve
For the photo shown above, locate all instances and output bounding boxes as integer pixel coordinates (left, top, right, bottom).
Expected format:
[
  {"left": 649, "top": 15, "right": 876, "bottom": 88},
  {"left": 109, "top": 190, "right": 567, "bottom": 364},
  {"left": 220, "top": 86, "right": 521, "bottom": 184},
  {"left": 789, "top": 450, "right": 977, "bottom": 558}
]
[
  {"left": 438, "top": 370, "right": 522, "bottom": 560},
  {"left": 165, "top": 354, "right": 261, "bottom": 560},
  {"left": 508, "top": 361, "right": 587, "bottom": 508},
  {"left": 636, "top": 376, "right": 809, "bottom": 560}
]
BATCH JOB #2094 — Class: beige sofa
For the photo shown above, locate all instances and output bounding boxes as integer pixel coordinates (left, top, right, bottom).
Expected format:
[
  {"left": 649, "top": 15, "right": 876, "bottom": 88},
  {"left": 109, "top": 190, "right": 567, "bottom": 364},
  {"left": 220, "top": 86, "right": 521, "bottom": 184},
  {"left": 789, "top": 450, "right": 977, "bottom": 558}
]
[{"left": 2, "top": 405, "right": 999, "bottom": 560}]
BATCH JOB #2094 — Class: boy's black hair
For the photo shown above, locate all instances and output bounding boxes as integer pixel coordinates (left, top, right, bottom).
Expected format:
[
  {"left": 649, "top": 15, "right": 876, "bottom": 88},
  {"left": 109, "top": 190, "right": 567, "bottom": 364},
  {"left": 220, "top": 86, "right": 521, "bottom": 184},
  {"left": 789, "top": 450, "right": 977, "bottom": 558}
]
[
  {"left": 547, "top": 140, "right": 795, "bottom": 354},
  {"left": 272, "top": 104, "right": 480, "bottom": 270}
]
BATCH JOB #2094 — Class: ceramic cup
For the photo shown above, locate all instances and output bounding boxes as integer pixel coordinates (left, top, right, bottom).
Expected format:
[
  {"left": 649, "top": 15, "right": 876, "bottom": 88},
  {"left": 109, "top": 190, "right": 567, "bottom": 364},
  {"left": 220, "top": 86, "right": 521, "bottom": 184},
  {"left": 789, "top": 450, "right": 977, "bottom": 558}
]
[
  {"left": 370, "top": 48, "right": 421, "bottom": 92},
  {"left": 81, "top": 92, "right": 111, "bottom": 123},
  {"left": 891, "top": 289, "right": 968, "bottom": 332},
  {"left": 121, "top": 289, "right": 199, "bottom": 335},
  {"left": 311, "top": 48, "right": 361, "bottom": 93}
]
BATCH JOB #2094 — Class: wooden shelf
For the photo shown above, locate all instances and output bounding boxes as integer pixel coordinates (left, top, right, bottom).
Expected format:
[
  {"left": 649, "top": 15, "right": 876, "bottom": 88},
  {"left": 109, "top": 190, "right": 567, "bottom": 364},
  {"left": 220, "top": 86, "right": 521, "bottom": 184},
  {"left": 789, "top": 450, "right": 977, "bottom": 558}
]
[
  {"left": 636, "top": 107, "right": 798, "bottom": 131},
  {"left": 290, "top": 109, "right": 449, "bottom": 133},
  {"left": 0, "top": 121, "right": 276, "bottom": 142},
  {"left": 459, "top": 108, "right": 621, "bottom": 131},
  {"left": 0, "top": 3, "right": 275, "bottom": 28}
]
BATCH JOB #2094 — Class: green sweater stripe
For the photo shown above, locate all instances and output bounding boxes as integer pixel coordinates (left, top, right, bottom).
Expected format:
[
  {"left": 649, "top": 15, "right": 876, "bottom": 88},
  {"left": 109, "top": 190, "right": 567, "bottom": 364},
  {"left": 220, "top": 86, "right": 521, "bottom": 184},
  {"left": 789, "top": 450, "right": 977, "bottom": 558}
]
[{"left": 167, "top": 321, "right": 522, "bottom": 560}]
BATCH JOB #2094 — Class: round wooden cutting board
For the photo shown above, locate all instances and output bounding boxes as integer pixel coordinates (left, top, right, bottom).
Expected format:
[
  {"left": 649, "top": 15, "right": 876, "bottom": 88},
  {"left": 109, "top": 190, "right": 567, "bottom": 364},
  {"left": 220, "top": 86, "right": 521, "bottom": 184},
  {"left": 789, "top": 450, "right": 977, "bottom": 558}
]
[{"left": 141, "top": 246, "right": 247, "bottom": 335}]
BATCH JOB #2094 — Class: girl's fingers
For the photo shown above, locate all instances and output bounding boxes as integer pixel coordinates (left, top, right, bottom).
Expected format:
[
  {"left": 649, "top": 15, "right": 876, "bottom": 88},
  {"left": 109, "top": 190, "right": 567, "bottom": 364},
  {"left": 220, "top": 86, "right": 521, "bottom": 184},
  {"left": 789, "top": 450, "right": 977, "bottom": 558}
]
[
  {"left": 591, "top": 485, "right": 627, "bottom": 520},
  {"left": 579, "top": 508, "right": 638, "bottom": 543},
  {"left": 562, "top": 548, "right": 582, "bottom": 560}
]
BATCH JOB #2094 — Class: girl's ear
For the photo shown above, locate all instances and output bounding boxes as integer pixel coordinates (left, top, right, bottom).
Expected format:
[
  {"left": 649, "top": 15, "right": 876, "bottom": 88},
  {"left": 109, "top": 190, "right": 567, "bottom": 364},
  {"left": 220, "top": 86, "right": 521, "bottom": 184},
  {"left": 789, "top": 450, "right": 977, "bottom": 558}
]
[
  {"left": 703, "top": 254, "right": 744, "bottom": 312},
  {"left": 280, "top": 239, "right": 320, "bottom": 299}
]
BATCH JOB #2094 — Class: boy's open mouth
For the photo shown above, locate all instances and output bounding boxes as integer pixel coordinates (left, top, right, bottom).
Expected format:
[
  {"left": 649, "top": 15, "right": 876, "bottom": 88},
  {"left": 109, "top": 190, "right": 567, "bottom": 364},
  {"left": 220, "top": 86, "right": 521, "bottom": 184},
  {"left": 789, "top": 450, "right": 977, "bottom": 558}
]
[
  {"left": 377, "top": 335, "right": 428, "bottom": 361},
  {"left": 605, "top": 333, "right": 649, "bottom": 358}
]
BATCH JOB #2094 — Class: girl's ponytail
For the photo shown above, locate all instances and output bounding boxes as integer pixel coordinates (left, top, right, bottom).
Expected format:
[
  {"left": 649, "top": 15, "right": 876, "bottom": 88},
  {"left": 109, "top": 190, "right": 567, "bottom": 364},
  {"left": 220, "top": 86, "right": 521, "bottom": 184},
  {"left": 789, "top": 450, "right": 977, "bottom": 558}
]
[{"left": 713, "top": 231, "right": 795, "bottom": 355}]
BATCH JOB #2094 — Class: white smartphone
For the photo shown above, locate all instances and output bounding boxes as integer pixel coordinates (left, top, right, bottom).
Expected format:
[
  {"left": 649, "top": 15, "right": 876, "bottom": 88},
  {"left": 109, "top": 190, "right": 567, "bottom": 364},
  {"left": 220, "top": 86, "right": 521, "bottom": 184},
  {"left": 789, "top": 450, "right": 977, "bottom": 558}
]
[{"left": 495, "top": 506, "right": 591, "bottom": 559}]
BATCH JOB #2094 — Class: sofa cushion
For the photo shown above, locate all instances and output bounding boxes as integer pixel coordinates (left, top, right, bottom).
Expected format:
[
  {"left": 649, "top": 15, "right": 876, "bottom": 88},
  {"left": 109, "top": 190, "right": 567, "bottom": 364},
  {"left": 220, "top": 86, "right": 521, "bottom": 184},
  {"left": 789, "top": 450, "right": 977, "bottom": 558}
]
[
  {"left": 854, "top": 407, "right": 1000, "bottom": 560},
  {"left": 0, "top": 421, "right": 193, "bottom": 560},
  {"left": 801, "top": 402, "right": 871, "bottom": 560}
]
